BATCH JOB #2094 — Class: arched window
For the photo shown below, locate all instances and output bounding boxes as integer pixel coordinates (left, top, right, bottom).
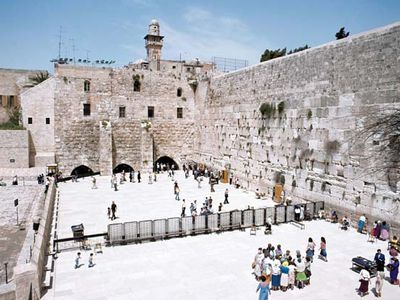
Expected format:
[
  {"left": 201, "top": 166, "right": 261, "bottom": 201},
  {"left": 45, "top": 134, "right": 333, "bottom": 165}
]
[
  {"left": 177, "top": 88, "right": 182, "bottom": 97},
  {"left": 133, "top": 79, "right": 141, "bottom": 92},
  {"left": 84, "top": 80, "right": 90, "bottom": 92}
]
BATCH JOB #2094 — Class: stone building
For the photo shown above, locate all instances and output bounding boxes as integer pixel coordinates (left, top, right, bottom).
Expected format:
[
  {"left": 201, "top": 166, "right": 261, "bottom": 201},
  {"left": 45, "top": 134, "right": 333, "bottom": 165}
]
[
  {"left": 12, "top": 20, "right": 400, "bottom": 228},
  {"left": 20, "top": 19, "right": 215, "bottom": 175},
  {"left": 0, "top": 68, "right": 45, "bottom": 123}
]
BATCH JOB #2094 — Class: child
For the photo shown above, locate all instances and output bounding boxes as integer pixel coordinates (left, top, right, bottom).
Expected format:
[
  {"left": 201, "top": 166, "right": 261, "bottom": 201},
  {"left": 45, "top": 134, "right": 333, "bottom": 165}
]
[
  {"left": 75, "top": 252, "right": 81, "bottom": 269},
  {"left": 88, "top": 253, "right": 95, "bottom": 268},
  {"left": 107, "top": 207, "right": 111, "bottom": 219},
  {"left": 319, "top": 237, "right": 327, "bottom": 262}
]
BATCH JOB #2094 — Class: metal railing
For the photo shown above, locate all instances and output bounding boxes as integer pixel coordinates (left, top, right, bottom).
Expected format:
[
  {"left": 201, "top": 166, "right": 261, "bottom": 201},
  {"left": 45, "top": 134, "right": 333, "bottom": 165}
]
[{"left": 108, "top": 201, "right": 324, "bottom": 245}]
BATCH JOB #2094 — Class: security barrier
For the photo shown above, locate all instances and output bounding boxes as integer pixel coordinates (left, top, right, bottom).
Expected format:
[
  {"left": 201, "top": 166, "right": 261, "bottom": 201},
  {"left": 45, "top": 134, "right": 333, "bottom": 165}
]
[{"left": 107, "top": 201, "right": 324, "bottom": 245}]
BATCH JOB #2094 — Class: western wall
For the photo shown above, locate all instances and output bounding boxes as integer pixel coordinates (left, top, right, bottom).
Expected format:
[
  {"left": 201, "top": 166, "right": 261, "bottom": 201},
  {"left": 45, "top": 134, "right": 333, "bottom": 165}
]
[{"left": 194, "top": 22, "right": 400, "bottom": 229}]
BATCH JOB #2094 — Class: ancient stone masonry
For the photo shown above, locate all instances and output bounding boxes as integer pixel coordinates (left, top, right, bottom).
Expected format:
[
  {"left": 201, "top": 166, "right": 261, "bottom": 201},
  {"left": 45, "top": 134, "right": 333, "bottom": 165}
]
[
  {"left": 49, "top": 58, "right": 207, "bottom": 175},
  {"left": 193, "top": 22, "right": 400, "bottom": 229},
  {"left": 14, "top": 20, "right": 400, "bottom": 229}
]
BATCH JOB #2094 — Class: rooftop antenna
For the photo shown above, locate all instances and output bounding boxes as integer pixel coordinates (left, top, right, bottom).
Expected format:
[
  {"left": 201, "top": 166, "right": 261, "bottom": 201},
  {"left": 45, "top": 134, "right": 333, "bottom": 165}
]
[
  {"left": 58, "top": 26, "right": 63, "bottom": 60},
  {"left": 70, "top": 38, "right": 76, "bottom": 64}
]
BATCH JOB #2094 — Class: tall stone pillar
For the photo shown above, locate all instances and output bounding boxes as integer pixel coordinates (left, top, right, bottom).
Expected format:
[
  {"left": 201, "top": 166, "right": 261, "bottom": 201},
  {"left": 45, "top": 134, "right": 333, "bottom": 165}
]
[
  {"left": 140, "top": 124, "right": 153, "bottom": 173},
  {"left": 99, "top": 120, "right": 113, "bottom": 176}
]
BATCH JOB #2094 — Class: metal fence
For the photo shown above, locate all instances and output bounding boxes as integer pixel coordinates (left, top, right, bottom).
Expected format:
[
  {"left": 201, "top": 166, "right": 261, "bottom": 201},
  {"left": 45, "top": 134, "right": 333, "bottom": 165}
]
[{"left": 108, "top": 201, "right": 324, "bottom": 245}]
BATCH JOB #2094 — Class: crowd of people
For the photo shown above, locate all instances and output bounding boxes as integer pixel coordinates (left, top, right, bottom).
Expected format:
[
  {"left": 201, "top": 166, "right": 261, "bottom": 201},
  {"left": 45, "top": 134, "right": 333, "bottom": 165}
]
[{"left": 252, "top": 237, "right": 328, "bottom": 298}]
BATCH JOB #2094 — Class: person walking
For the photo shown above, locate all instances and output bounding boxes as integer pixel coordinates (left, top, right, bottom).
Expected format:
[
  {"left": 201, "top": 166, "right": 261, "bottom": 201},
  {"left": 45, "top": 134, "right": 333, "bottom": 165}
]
[
  {"left": 137, "top": 171, "right": 141, "bottom": 183},
  {"left": 253, "top": 248, "right": 264, "bottom": 281},
  {"left": 319, "top": 237, "right": 327, "bottom": 262},
  {"left": 92, "top": 176, "right": 97, "bottom": 189},
  {"left": 181, "top": 199, "right": 186, "bottom": 217},
  {"left": 358, "top": 268, "right": 370, "bottom": 296},
  {"left": 75, "top": 252, "right": 82, "bottom": 269},
  {"left": 306, "top": 237, "right": 316, "bottom": 263},
  {"left": 88, "top": 253, "right": 95, "bottom": 268},
  {"left": 129, "top": 171, "right": 133, "bottom": 182},
  {"left": 111, "top": 201, "right": 117, "bottom": 220},
  {"left": 256, "top": 275, "right": 271, "bottom": 300},
  {"left": 375, "top": 269, "right": 384, "bottom": 297},
  {"left": 389, "top": 257, "right": 399, "bottom": 285},
  {"left": 107, "top": 207, "right": 111, "bottom": 219},
  {"left": 224, "top": 189, "right": 229, "bottom": 204},
  {"left": 358, "top": 214, "right": 366, "bottom": 233}
]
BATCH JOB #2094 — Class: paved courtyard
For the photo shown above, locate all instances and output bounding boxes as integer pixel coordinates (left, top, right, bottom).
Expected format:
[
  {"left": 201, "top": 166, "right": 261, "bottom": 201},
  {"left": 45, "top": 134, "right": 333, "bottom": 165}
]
[
  {"left": 45, "top": 220, "right": 398, "bottom": 300},
  {"left": 56, "top": 171, "right": 276, "bottom": 238}
]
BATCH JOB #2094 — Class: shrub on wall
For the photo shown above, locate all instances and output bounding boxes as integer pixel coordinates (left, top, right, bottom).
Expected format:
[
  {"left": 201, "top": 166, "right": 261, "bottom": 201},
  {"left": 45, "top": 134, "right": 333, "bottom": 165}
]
[
  {"left": 307, "top": 109, "right": 312, "bottom": 119},
  {"left": 277, "top": 101, "right": 285, "bottom": 115},
  {"left": 259, "top": 102, "right": 275, "bottom": 118}
]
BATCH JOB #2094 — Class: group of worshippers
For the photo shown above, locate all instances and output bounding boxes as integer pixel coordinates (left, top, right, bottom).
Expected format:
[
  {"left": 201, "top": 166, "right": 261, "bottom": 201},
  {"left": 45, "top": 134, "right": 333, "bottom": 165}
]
[
  {"left": 358, "top": 243, "right": 399, "bottom": 297},
  {"left": 253, "top": 237, "right": 328, "bottom": 298}
]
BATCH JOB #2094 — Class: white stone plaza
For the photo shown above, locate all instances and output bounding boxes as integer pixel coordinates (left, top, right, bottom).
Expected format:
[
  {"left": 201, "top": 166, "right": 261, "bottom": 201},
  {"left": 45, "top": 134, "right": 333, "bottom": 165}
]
[
  {"left": 56, "top": 171, "right": 275, "bottom": 239},
  {"left": 44, "top": 171, "right": 399, "bottom": 300}
]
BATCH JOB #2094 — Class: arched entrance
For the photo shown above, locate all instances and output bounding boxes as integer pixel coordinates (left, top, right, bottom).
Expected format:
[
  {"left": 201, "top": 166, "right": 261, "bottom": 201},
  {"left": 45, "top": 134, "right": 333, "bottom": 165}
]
[
  {"left": 113, "top": 163, "right": 134, "bottom": 174},
  {"left": 155, "top": 156, "right": 179, "bottom": 171},
  {"left": 70, "top": 165, "right": 94, "bottom": 177}
]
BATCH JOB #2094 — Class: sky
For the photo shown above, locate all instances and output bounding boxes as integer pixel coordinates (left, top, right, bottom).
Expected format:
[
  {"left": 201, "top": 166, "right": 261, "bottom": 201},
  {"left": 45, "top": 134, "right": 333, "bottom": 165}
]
[{"left": 0, "top": 0, "right": 399, "bottom": 72}]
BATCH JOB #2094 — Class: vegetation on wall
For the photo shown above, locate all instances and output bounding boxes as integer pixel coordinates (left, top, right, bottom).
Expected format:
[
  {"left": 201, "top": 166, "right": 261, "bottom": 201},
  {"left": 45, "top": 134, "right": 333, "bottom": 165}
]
[
  {"left": 0, "top": 106, "right": 24, "bottom": 130},
  {"left": 325, "top": 140, "right": 341, "bottom": 155},
  {"left": 260, "top": 45, "right": 310, "bottom": 62},
  {"left": 29, "top": 71, "right": 49, "bottom": 86},
  {"left": 335, "top": 27, "right": 350, "bottom": 40},
  {"left": 355, "top": 108, "right": 400, "bottom": 192},
  {"left": 259, "top": 102, "right": 275, "bottom": 119},
  {"left": 277, "top": 101, "right": 285, "bottom": 115},
  {"left": 307, "top": 109, "right": 312, "bottom": 119}
]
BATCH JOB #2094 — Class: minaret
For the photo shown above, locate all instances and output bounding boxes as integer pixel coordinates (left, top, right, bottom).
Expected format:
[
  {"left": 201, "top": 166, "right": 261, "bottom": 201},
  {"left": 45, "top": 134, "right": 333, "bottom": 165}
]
[{"left": 144, "top": 19, "right": 164, "bottom": 61}]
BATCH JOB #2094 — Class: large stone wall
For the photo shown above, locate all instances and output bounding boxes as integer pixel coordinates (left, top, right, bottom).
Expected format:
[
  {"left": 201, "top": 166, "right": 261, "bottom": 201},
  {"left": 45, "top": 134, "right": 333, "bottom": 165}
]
[
  {"left": 194, "top": 23, "right": 400, "bottom": 228},
  {"left": 0, "top": 130, "right": 29, "bottom": 168}
]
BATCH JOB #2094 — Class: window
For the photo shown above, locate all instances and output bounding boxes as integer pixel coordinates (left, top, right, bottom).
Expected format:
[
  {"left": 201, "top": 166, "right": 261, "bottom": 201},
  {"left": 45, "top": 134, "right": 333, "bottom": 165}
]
[
  {"left": 148, "top": 106, "right": 154, "bottom": 118},
  {"left": 177, "top": 107, "right": 183, "bottom": 119},
  {"left": 172, "top": 66, "right": 176, "bottom": 69},
  {"left": 45, "top": 118, "right": 50, "bottom": 124},
  {"left": 7, "top": 95, "right": 15, "bottom": 108},
  {"left": 133, "top": 79, "right": 141, "bottom": 92},
  {"left": 83, "top": 104, "right": 91, "bottom": 116},
  {"left": 84, "top": 80, "right": 90, "bottom": 92},
  {"left": 177, "top": 88, "right": 182, "bottom": 97},
  {"left": 28, "top": 117, "right": 32, "bottom": 124},
  {"left": 119, "top": 106, "right": 126, "bottom": 118}
]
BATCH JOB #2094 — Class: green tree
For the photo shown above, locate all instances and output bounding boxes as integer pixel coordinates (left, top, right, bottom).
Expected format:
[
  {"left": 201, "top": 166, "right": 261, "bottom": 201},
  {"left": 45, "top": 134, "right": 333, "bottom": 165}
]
[
  {"left": 335, "top": 27, "right": 350, "bottom": 40},
  {"left": 260, "top": 48, "right": 286, "bottom": 62},
  {"left": 29, "top": 71, "right": 49, "bottom": 86},
  {"left": 287, "top": 45, "right": 310, "bottom": 55}
]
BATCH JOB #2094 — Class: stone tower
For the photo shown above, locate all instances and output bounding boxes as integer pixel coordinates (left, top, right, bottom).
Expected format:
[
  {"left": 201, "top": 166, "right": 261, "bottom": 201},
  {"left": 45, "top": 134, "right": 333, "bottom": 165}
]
[{"left": 144, "top": 19, "right": 164, "bottom": 61}]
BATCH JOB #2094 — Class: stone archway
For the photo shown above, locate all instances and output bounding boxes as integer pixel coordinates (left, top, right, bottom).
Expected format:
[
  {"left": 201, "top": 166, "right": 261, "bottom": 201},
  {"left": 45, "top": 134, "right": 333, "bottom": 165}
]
[
  {"left": 113, "top": 163, "right": 134, "bottom": 174},
  {"left": 70, "top": 165, "right": 94, "bottom": 177},
  {"left": 155, "top": 156, "right": 179, "bottom": 171}
]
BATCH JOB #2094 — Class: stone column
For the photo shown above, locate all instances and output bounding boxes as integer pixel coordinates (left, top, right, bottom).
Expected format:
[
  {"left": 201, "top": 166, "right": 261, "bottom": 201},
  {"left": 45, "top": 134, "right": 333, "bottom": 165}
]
[
  {"left": 99, "top": 120, "right": 113, "bottom": 176},
  {"left": 140, "top": 125, "right": 153, "bottom": 173}
]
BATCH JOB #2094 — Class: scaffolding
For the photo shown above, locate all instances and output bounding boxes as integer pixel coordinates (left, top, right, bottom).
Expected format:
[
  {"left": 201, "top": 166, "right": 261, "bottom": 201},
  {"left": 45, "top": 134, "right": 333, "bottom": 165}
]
[{"left": 211, "top": 56, "right": 248, "bottom": 73}]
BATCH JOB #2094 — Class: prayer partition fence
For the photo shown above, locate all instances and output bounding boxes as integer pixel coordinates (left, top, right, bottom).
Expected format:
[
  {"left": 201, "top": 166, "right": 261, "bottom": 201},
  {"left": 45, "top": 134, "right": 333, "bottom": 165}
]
[{"left": 107, "top": 201, "right": 324, "bottom": 245}]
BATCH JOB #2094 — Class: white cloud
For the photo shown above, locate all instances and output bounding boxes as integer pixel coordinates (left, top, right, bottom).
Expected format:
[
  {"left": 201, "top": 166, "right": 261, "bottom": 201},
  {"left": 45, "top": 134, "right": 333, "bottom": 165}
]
[{"left": 117, "top": 6, "right": 269, "bottom": 65}]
